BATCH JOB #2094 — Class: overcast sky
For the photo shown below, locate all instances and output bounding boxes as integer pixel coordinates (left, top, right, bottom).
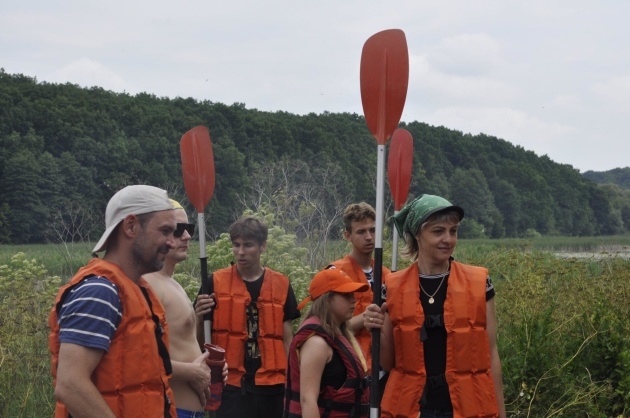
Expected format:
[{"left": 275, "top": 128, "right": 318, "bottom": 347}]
[{"left": 2, "top": 1, "right": 629, "bottom": 172}]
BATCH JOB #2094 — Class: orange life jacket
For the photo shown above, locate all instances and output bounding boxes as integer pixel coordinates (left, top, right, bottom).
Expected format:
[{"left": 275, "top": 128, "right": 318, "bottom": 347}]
[
  {"left": 48, "top": 258, "right": 176, "bottom": 418},
  {"left": 330, "top": 255, "right": 391, "bottom": 369},
  {"left": 381, "top": 261, "right": 499, "bottom": 418},
  {"left": 212, "top": 265, "right": 289, "bottom": 387},
  {"left": 284, "top": 317, "right": 370, "bottom": 418}
]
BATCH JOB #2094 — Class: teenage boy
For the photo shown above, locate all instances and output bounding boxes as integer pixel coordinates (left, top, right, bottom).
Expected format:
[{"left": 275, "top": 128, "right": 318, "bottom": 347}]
[
  {"left": 328, "top": 202, "right": 391, "bottom": 373},
  {"left": 195, "top": 216, "right": 300, "bottom": 418}
]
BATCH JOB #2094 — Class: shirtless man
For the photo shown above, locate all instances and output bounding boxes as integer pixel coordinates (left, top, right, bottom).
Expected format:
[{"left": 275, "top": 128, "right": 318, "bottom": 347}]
[{"left": 145, "top": 200, "right": 211, "bottom": 418}]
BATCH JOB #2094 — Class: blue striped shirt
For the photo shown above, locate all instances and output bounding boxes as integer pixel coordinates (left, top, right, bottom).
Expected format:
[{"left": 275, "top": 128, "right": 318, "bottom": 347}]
[{"left": 57, "top": 276, "right": 122, "bottom": 352}]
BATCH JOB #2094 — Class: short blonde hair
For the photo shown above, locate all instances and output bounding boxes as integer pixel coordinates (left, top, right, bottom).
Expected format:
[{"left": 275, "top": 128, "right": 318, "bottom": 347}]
[{"left": 342, "top": 202, "right": 376, "bottom": 232}]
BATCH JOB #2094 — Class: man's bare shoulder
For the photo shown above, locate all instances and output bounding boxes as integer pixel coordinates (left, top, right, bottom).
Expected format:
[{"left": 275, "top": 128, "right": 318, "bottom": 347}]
[{"left": 143, "top": 273, "right": 169, "bottom": 300}]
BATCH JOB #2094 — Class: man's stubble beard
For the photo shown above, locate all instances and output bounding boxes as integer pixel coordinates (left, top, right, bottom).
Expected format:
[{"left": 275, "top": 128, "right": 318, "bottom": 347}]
[{"left": 132, "top": 234, "right": 167, "bottom": 275}]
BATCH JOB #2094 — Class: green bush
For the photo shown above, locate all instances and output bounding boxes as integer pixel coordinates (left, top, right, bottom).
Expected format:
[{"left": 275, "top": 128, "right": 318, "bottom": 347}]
[
  {"left": 0, "top": 253, "right": 60, "bottom": 416},
  {"left": 523, "top": 228, "right": 542, "bottom": 239},
  {"left": 457, "top": 247, "right": 630, "bottom": 417},
  {"left": 458, "top": 218, "right": 488, "bottom": 239}
]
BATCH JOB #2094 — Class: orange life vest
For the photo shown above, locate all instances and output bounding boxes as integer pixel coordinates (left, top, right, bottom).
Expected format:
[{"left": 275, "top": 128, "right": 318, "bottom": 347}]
[
  {"left": 48, "top": 258, "right": 176, "bottom": 418},
  {"left": 330, "top": 255, "right": 391, "bottom": 369},
  {"left": 381, "top": 261, "right": 499, "bottom": 418},
  {"left": 212, "top": 265, "right": 289, "bottom": 387},
  {"left": 284, "top": 317, "right": 370, "bottom": 418}
]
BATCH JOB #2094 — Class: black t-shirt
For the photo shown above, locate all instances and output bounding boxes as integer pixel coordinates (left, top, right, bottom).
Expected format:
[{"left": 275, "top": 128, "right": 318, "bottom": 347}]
[
  {"left": 419, "top": 269, "right": 495, "bottom": 409},
  {"left": 321, "top": 349, "right": 347, "bottom": 390},
  {"left": 364, "top": 268, "right": 388, "bottom": 302},
  {"left": 199, "top": 268, "right": 300, "bottom": 395}
]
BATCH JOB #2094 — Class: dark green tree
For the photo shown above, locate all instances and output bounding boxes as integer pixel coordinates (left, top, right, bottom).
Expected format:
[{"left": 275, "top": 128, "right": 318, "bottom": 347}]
[
  {"left": 1, "top": 149, "right": 48, "bottom": 243},
  {"left": 450, "top": 168, "right": 504, "bottom": 238},
  {"left": 0, "top": 69, "right": 627, "bottom": 243}
]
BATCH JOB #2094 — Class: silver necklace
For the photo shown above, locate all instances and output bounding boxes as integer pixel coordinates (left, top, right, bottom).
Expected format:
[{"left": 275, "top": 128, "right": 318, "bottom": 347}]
[{"left": 420, "top": 272, "right": 448, "bottom": 304}]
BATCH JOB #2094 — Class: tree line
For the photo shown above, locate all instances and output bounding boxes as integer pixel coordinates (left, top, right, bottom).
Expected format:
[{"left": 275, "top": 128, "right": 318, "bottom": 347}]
[
  {"left": 583, "top": 167, "right": 630, "bottom": 190},
  {"left": 1, "top": 68, "right": 629, "bottom": 245}
]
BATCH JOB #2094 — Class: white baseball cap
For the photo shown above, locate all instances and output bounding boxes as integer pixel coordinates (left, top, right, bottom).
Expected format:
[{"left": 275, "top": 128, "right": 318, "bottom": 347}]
[{"left": 92, "top": 185, "right": 174, "bottom": 253}]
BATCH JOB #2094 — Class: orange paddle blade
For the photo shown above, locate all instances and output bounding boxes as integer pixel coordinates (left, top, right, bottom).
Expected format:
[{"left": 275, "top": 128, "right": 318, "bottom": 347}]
[
  {"left": 387, "top": 128, "right": 414, "bottom": 211},
  {"left": 360, "top": 29, "right": 409, "bottom": 145},
  {"left": 180, "top": 126, "right": 215, "bottom": 213}
]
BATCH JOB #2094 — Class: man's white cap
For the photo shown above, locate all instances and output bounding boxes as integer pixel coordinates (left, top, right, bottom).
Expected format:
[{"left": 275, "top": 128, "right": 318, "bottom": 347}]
[{"left": 92, "top": 185, "right": 174, "bottom": 253}]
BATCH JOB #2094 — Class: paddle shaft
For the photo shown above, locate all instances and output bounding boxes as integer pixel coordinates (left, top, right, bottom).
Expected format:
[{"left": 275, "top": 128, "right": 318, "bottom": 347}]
[
  {"left": 196, "top": 212, "right": 212, "bottom": 344},
  {"left": 370, "top": 145, "right": 386, "bottom": 417},
  {"left": 360, "top": 30, "right": 409, "bottom": 417}
]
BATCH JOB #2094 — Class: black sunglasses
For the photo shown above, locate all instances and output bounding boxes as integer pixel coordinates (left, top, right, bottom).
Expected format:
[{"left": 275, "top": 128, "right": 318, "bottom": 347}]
[{"left": 174, "top": 223, "right": 195, "bottom": 238}]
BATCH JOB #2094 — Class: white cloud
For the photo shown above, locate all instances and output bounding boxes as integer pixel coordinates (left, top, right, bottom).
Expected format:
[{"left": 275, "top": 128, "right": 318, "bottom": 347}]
[
  {"left": 2, "top": 0, "right": 630, "bottom": 171},
  {"left": 408, "top": 53, "right": 515, "bottom": 107},
  {"left": 425, "top": 106, "right": 576, "bottom": 155},
  {"left": 592, "top": 75, "right": 630, "bottom": 109},
  {"left": 428, "top": 33, "right": 503, "bottom": 76},
  {"left": 547, "top": 94, "right": 582, "bottom": 111},
  {"left": 48, "top": 58, "right": 128, "bottom": 92}
]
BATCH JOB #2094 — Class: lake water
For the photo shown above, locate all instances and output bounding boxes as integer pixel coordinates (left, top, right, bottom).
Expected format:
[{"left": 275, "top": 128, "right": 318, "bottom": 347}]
[{"left": 553, "top": 245, "right": 630, "bottom": 260}]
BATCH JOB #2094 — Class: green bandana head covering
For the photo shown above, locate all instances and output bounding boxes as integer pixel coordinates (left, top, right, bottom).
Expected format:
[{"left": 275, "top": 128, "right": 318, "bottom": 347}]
[{"left": 393, "top": 194, "right": 464, "bottom": 237}]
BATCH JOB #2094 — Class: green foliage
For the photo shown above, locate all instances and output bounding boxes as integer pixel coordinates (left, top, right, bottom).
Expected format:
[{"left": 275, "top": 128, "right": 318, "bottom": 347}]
[
  {"left": 173, "top": 271, "right": 203, "bottom": 302},
  {"left": 0, "top": 243, "right": 93, "bottom": 282},
  {"left": 2, "top": 69, "right": 630, "bottom": 245},
  {"left": 456, "top": 247, "right": 630, "bottom": 417},
  {"left": 0, "top": 203, "right": 10, "bottom": 243},
  {"left": 457, "top": 218, "right": 488, "bottom": 239},
  {"left": 523, "top": 228, "right": 542, "bottom": 238},
  {"left": 584, "top": 167, "right": 630, "bottom": 190},
  {"left": 450, "top": 167, "right": 504, "bottom": 238},
  {"left": 0, "top": 253, "right": 60, "bottom": 416},
  {"left": 244, "top": 158, "right": 352, "bottom": 266},
  {"left": 2, "top": 241, "right": 630, "bottom": 415}
]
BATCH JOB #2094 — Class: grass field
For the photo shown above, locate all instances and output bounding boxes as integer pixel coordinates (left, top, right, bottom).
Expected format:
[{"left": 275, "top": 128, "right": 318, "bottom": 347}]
[
  {"left": 3, "top": 234, "right": 630, "bottom": 281},
  {"left": 1, "top": 236, "right": 630, "bottom": 416}
]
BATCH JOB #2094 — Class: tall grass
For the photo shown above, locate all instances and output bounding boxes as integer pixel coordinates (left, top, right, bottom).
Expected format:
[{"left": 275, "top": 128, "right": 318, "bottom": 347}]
[
  {"left": 4, "top": 235, "right": 629, "bottom": 281},
  {"left": 0, "top": 253, "right": 60, "bottom": 417},
  {"left": 454, "top": 245, "right": 630, "bottom": 417},
  {"left": 0, "top": 243, "right": 93, "bottom": 282},
  {"left": 1, "top": 238, "right": 629, "bottom": 416},
  {"left": 0, "top": 242, "right": 204, "bottom": 283}
]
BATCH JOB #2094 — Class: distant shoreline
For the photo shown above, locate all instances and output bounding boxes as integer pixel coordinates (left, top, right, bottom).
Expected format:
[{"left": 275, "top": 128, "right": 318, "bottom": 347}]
[{"left": 554, "top": 245, "right": 630, "bottom": 259}]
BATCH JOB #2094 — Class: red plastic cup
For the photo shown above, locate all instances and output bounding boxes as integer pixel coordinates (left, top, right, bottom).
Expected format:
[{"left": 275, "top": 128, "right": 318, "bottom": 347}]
[{"left": 203, "top": 343, "right": 226, "bottom": 411}]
